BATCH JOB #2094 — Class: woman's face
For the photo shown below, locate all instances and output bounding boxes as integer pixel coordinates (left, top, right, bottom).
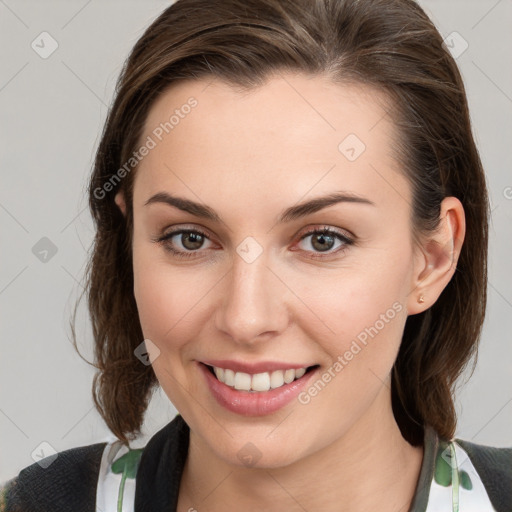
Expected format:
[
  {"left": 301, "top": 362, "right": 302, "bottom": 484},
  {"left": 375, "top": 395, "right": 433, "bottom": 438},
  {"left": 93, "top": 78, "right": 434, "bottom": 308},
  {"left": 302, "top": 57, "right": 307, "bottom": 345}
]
[{"left": 127, "top": 73, "right": 427, "bottom": 467}]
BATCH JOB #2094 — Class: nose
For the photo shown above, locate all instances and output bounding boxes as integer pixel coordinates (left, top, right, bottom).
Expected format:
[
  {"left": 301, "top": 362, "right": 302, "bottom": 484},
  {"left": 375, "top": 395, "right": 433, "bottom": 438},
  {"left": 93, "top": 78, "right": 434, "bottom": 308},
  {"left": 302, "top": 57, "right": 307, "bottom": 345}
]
[{"left": 214, "top": 247, "right": 289, "bottom": 346}]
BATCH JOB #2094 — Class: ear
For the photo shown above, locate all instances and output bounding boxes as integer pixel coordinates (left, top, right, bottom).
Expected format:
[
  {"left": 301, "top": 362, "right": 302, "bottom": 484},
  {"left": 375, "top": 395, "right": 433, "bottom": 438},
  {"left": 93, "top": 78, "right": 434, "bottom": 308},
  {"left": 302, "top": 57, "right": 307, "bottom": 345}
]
[
  {"left": 115, "top": 190, "right": 127, "bottom": 217},
  {"left": 407, "top": 196, "right": 465, "bottom": 315}
]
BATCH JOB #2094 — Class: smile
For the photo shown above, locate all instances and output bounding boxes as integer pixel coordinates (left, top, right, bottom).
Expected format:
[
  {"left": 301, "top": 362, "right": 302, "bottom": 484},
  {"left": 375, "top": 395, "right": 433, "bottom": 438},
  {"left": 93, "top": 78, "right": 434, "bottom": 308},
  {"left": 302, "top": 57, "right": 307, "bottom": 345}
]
[
  {"left": 207, "top": 365, "right": 311, "bottom": 392},
  {"left": 199, "top": 361, "right": 320, "bottom": 416}
]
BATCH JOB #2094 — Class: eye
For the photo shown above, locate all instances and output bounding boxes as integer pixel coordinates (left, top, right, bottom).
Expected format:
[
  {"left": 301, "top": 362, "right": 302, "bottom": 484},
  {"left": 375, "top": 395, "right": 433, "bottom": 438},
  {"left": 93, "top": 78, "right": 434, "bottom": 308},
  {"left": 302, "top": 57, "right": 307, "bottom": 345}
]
[
  {"left": 295, "top": 226, "right": 353, "bottom": 258},
  {"left": 152, "top": 227, "right": 214, "bottom": 259},
  {"left": 152, "top": 225, "right": 354, "bottom": 260}
]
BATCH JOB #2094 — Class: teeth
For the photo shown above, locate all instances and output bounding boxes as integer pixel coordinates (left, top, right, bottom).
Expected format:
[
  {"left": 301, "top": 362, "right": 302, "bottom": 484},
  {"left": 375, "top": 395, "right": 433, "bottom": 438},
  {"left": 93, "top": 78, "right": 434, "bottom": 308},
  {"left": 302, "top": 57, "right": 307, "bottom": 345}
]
[
  {"left": 214, "top": 367, "right": 224, "bottom": 381},
  {"left": 295, "top": 367, "right": 306, "bottom": 379},
  {"left": 283, "top": 369, "right": 295, "bottom": 384},
  {"left": 224, "top": 369, "right": 235, "bottom": 387},
  {"left": 252, "top": 372, "right": 271, "bottom": 392},
  {"left": 270, "top": 370, "right": 284, "bottom": 389},
  {"left": 234, "top": 372, "right": 251, "bottom": 391},
  {"left": 210, "top": 365, "right": 310, "bottom": 392}
]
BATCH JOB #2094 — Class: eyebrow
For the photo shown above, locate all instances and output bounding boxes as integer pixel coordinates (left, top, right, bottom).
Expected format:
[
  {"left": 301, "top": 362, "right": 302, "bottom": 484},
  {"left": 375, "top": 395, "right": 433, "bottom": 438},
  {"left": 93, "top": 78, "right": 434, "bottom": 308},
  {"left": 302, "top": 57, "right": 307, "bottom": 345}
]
[{"left": 144, "top": 190, "right": 375, "bottom": 224}]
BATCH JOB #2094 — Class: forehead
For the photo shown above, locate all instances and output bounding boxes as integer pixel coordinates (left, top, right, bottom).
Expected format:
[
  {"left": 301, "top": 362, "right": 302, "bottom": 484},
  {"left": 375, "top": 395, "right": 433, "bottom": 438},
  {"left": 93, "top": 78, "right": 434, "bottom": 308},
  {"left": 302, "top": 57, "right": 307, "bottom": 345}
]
[{"left": 133, "top": 73, "right": 409, "bottom": 214}]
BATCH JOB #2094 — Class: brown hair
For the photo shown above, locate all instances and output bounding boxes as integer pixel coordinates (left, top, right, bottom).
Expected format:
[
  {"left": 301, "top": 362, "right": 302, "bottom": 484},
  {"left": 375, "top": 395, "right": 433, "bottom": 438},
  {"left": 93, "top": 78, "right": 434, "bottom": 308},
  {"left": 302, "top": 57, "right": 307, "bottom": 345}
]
[{"left": 72, "top": 0, "right": 489, "bottom": 447}]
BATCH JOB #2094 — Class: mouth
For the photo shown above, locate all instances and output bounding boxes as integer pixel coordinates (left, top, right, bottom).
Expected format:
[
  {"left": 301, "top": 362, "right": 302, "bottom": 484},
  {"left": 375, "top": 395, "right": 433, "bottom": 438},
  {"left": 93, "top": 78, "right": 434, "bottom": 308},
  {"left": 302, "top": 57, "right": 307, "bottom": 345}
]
[{"left": 201, "top": 362, "right": 320, "bottom": 393}]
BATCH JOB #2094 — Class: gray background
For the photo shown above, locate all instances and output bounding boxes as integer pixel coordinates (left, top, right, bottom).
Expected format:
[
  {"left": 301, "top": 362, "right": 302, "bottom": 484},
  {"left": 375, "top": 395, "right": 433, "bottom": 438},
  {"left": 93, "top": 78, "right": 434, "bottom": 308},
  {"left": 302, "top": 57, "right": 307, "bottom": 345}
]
[{"left": 1, "top": 0, "right": 511, "bottom": 481}]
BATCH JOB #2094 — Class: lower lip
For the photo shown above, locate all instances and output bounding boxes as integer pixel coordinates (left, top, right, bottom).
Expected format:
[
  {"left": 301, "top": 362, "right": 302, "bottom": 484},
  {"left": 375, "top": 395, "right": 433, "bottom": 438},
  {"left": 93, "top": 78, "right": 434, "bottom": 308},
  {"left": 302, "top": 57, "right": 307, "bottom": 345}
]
[{"left": 198, "top": 362, "right": 319, "bottom": 416}]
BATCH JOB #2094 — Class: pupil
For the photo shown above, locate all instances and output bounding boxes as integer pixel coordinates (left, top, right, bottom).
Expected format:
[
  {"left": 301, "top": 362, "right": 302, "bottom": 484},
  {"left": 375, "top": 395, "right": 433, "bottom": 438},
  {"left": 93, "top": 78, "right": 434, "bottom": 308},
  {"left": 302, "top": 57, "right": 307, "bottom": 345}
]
[
  {"left": 183, "top": 232, "right": 203, "bottom": 250},
  {"left": 312, "top": 233, "right": 334, "bottom": 252}
]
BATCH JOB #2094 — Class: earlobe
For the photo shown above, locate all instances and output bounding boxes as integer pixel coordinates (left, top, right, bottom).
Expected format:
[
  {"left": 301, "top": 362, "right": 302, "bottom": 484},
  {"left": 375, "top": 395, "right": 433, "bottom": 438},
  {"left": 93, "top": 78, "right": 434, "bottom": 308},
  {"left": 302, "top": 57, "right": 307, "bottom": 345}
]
[
  {"left": 115, "top": 190, "right": 127, "bottom": 217},
  {"left": 407, "top": 197, "right": 465, "bottom": 315}
]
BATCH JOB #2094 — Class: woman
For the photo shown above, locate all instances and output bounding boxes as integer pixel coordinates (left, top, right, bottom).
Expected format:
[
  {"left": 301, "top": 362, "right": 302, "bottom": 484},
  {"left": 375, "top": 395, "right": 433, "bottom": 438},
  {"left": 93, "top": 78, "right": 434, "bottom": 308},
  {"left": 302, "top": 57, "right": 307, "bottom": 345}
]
[{"left": 2, "top": 0, "right": 510, "bottom": 511}]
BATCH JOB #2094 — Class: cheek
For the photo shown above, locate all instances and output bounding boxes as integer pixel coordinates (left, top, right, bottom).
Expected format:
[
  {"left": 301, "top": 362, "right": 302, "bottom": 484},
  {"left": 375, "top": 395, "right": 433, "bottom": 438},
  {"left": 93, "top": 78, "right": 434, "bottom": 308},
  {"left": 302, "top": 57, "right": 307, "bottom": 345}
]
[
  {"left": 300, "top": 245, "right": 412, "bottom": 370},
  {"left": 132, "top": 245, "right": 206, "bottom": 407},
  {"left": 133, "top": 242, "right": 183, "bottom": 344},
  {"left": 132, "top": 241, "right": 216, "bottom": 354},
  {"left": 295, "top": 261, "right": 410, "bottom": 430}
]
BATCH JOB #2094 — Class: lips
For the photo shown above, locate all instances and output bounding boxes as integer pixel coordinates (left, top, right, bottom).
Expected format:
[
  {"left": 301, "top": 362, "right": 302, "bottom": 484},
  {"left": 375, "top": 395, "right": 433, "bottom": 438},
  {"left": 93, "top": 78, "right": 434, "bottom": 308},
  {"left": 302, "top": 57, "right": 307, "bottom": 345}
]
[{"left": 198, "top": 361, "right": 320, "bottom": 416}]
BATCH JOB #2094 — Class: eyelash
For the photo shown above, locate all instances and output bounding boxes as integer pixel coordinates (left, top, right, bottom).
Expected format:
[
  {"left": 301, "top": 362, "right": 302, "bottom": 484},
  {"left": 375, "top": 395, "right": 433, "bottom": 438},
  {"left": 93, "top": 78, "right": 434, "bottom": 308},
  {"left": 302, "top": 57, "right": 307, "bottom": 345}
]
[{"left": 152, "top": 225, "right": 354, "bottom": 261}]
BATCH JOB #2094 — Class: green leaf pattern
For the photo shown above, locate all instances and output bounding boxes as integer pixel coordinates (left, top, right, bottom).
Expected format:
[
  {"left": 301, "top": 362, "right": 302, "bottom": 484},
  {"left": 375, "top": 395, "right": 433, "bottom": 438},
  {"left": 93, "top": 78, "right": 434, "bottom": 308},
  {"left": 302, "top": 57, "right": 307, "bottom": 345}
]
[
  {"left": 93, "top": 427, "right": 496, "bottom": 511},
  {"left": 434, "top": 441, "right": 473, "bottom": 491},
  {"left": 110, "top": 448, "right": 144, "bottom": 512}
]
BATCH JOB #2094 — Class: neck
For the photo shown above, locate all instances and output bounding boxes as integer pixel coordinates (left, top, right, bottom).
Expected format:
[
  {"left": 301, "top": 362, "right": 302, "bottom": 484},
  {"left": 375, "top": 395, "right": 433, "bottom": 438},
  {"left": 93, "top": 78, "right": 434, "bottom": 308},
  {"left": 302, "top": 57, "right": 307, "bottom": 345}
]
[{"left": 177, "top": 385, "right": 424, "bottom": 512}]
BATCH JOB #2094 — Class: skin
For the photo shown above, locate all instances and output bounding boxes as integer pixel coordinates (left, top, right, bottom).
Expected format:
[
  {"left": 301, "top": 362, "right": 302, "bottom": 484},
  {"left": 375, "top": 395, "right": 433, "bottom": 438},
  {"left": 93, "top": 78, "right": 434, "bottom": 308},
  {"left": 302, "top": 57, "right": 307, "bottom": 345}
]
[{"left": 115, "top": 73, "right": 465, "bottom": 512}]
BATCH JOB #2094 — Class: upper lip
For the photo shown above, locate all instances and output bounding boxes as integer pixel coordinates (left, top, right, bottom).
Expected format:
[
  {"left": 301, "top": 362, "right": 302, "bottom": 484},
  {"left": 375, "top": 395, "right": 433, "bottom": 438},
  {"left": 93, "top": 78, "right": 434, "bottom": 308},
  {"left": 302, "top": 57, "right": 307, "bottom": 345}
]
[{"left": 200, "top": 359, "right": 315, "bottom": 374}]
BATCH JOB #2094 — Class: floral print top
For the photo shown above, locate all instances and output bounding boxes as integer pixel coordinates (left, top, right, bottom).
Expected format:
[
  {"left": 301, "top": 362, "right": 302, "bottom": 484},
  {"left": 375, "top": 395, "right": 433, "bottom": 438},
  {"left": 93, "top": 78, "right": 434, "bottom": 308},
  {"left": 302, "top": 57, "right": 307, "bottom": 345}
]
[
  {"left": 0, "top": 419, "right": 501, "bottom": 511},
  {"left": 93, "top": 424, "right": 496, "bottom": 512}
]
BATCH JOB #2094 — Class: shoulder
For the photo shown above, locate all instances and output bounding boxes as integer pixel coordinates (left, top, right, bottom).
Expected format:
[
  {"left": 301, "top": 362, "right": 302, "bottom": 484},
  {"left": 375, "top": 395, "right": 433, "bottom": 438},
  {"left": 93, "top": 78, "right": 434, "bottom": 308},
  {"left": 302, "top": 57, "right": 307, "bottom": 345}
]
[
  {"left": 454, "top": 436, "right": 512, "bottom": 512},
  {"left": 1, "top": 416, "right": 189, "bottom": 512},
  {"left": 1, "top": 441, "right": 107, "bottom": 512}
]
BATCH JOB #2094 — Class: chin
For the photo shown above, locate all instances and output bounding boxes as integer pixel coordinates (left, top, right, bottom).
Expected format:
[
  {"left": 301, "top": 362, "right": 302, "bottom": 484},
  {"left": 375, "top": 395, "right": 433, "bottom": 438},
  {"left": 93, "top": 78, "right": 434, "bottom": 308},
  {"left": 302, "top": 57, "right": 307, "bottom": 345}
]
[{"left": 210, "top": 434, "right": 308, "bottom": 470}]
